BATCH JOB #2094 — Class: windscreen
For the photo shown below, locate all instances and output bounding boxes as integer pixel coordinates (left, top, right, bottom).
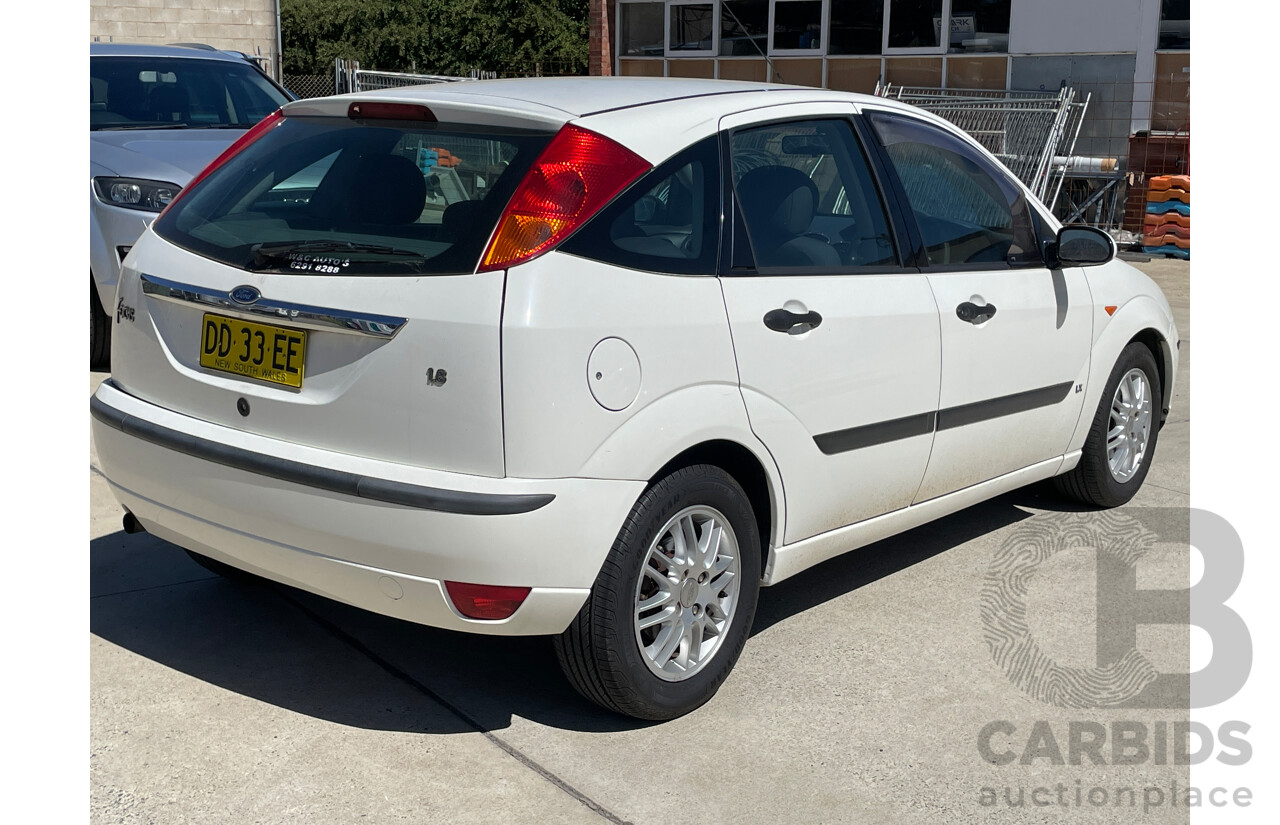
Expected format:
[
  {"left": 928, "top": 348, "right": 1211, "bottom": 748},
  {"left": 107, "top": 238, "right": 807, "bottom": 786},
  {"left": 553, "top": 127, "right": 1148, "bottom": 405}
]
[
  {"left": 90, "top": 56, "right": 289, "bottom": 131},
  {"left": 152, "top": 116, "right": 551, "bottom": 276}
]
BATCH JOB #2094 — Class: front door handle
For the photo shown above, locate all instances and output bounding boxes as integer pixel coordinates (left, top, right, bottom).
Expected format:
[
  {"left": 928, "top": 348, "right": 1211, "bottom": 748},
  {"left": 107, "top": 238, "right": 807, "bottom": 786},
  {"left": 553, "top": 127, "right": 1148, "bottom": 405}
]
[
  {"left": 956, "top": 301, "right": 997, "bottom": 324},
  {"left": 764, "top": 308, "right": 823, "bottom": 334}
]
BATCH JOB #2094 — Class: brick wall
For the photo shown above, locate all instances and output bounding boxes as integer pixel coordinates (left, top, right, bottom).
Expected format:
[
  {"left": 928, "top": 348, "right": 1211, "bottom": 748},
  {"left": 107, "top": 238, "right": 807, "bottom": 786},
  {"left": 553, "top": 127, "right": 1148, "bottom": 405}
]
[
  {"left": 589, "top": 0, "right": 613, "bottom": 76},
  {"left": 90, "top": 0, "right": 280, "bottom": 76}
]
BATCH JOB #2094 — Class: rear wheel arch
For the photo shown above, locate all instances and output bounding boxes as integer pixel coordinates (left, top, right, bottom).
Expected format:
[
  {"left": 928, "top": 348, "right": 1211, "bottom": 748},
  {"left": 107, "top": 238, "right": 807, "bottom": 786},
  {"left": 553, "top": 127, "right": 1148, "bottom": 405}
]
[{"left": 650, "top": 440, "right": 777, "bottom": 579}]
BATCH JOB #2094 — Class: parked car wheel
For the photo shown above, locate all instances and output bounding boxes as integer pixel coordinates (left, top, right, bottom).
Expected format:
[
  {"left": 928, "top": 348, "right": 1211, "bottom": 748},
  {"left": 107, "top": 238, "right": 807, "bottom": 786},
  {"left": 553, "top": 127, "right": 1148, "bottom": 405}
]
[
  {"left": 91, "top": 280, "right": 111, "bottom": 369},
  {"left": 555, "top": 465, "right": 761, "bottom": 720},
  {"left": 1055, "top": 342, "right": 1161, "bottom": 507}
]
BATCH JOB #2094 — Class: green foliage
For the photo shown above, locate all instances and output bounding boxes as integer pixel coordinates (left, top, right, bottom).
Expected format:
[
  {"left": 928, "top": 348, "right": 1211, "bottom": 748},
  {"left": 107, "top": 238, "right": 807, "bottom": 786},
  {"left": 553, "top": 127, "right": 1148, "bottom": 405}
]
[{"left": 282, "top": 0, "right": 590, "bottom": 76}]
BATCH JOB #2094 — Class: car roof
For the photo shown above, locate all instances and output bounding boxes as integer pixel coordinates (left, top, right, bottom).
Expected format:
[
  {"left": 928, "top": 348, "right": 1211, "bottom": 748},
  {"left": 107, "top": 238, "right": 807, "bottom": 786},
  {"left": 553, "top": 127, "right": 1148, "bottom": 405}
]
[
  {"left": 90, "top": 43, "right": 247, "bottom": 63},
  {"left": 283, "top": 76, "right": 928, "bottom": 167},
  {"left": 285, "top": 76, "right": 919, "bottom": 137},
  {"left": 336, "top": 76, "right": 885, "bottom": 119}
]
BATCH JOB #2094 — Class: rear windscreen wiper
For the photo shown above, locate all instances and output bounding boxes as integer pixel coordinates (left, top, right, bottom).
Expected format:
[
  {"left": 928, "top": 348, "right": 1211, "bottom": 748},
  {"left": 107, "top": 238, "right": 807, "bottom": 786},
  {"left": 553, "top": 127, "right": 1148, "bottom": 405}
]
[
  {"left": 248, "top": 240, "right": 428, "bottom": 270},
  {"left": 92, "top": 123, "right": 190, "bottom": 131}
]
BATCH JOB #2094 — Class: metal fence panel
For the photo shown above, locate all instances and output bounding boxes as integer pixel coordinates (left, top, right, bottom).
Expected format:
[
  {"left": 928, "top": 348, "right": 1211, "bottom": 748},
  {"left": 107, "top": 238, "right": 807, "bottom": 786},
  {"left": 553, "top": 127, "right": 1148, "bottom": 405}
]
[
  {"left": 351, "top": 69, "right": 473, "bottom": 92},
  {"left": 284, "top": 73, "right": 337, "bottom": 100}
]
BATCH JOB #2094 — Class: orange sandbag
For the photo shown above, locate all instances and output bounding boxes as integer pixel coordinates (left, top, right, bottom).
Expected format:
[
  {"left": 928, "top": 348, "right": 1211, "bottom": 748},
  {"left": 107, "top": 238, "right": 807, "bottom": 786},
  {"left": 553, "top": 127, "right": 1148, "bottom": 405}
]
[
  {"left": 1147, "top": 188, "right": 1190, "bottom": 204},
  {"left": 428, "top": 147, "right": 462, "bottom": 168},
  {"left": 1143, "top": 233, "right": 1191, "bottom": 249},
  {"left": 1144, "top": 223, "right": 1190, "bottom": 240},
  {"left": 1144, "top": 212, "right": 1191, "bottom": 230},
  {"left": 1149, "top": 174, "right": 1190, "bottom": 192}
]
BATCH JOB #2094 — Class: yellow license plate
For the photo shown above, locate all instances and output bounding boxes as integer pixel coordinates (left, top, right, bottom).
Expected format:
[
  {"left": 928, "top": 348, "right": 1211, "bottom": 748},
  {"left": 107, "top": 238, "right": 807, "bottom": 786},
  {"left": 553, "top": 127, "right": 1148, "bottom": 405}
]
[{"left": 199, "top": 313, "right": 307, "bottom": 388}]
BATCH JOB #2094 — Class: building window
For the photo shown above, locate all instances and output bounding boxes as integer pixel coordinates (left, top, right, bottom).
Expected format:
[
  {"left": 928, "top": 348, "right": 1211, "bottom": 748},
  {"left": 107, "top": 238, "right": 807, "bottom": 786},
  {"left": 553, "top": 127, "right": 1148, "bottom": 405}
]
[
  {"left": 829, "top": 0, "right": 884, "bottom": 55},
  {"left": 887, "top": 0, "right": 943, "bottom": 50},
  {"left": 721, "top": 0, "right": 769, "bottom": 56},
  {"left": 1158, "top": 0, "right": 1189, "bottom": 50},
  {"left": 1152, "top": 52, "right": 1190, "bottom": 131},
  {"left": 827, "top": 58, "right": 882, "bottom": 92},
  {"left": 884, "top": 56, "right": 942, "bottom": 87},
  {"left": 947, "top": 0, "right": 1009, "bottom": 54},
  {"left": 620, "top": 3, "right": 666, "bottom": 57},
  {"left": 669, "top": 2, "right": 717, "bottom": 53},
  {"left": 773, "top": 1, "right": 825, "bottom": 52},
  {"left": 945, "top": 56, "right": 1008, "bottom": 89}
]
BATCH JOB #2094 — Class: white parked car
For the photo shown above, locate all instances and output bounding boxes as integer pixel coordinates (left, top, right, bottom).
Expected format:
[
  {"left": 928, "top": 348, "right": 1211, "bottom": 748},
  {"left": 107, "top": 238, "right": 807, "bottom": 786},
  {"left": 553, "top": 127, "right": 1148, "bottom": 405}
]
[{"left": 91, "top": 78, "right": 1178, "bottom": 720}]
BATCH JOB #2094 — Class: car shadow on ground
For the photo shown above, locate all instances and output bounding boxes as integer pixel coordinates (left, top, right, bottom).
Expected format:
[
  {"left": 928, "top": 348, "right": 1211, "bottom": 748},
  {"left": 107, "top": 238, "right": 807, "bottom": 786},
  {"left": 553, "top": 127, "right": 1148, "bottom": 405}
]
[
  {"left": 750, "top": 487, "right": 1047, "bottom": 636},
  {"left": 90, "top": 488, "right": 1052, "bottom": 737}
]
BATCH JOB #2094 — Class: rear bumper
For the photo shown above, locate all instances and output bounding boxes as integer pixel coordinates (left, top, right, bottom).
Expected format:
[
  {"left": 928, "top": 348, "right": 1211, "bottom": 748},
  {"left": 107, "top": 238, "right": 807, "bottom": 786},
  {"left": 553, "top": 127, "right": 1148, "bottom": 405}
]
[{"left": 90, "top": 380, "right": 645, "bottom": 635}]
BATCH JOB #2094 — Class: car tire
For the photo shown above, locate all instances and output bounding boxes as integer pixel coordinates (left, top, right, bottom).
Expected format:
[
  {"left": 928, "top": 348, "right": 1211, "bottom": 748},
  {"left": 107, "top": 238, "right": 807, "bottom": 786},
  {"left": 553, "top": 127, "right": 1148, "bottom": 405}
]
[
  {"left": 184, "top": 549, "right": 260, "bottom": 583},
  {"left": 91, "top": 280, "right": 111, "bottom": 370},
  {"left": 1054, "top": 342, "right": 1162, "bottom": 508},
  {"left": 554, "top": 465, "right": 761, "bottom": 721}
]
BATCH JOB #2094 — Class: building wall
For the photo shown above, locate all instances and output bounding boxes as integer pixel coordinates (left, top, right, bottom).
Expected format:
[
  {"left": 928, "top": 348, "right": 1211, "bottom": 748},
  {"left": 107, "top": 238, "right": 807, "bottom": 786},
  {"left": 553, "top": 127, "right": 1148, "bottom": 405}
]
[
  {"left": 90, "top": 0, "right": 280, "bottom": 78},
  {"left": 1009, "top": 0, "right": 1160, "bottom": 55},
  {"left": 601, "top": 0, "right": 1188, "bottom": 231},
  {"left": 605, "top": 1, "right": 1187, "bottom": 131}
]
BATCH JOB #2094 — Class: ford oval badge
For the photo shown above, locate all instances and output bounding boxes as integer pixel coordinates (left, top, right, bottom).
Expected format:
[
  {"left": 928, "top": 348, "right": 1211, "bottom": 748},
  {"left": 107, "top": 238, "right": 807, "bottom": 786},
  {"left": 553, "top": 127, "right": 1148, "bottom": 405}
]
[{"left": 230, "top": 286, "right": 261, "bottom": 305}]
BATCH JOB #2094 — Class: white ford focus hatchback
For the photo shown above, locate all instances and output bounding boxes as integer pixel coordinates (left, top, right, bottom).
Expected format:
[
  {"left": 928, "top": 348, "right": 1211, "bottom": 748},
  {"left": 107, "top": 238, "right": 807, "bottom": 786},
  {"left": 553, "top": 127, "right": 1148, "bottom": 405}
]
[{"left": 92, "top": 78, "right": 1178, "bottom": 720}]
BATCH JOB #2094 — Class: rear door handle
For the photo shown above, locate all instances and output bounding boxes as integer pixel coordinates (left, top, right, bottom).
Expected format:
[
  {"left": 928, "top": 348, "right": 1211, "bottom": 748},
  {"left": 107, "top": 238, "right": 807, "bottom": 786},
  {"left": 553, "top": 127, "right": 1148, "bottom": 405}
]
[
  {"left": 764, "top": 308, "right": 823, "bottom": 334},
  {"left": 956, "top": 301, "right": 997, "bottom": 324}
]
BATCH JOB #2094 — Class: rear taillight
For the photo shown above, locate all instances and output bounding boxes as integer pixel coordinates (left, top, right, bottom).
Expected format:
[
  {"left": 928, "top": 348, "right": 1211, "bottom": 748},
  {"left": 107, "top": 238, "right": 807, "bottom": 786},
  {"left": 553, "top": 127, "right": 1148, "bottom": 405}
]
[
  {"left": 157, "top": 109, "right": 286, "bottom": 218},
  {"left": 479, "top": 124, "right": 649, "bottom": 272},
  {"left": 444, "top": 581, "right": 532, "bottom": 620}
]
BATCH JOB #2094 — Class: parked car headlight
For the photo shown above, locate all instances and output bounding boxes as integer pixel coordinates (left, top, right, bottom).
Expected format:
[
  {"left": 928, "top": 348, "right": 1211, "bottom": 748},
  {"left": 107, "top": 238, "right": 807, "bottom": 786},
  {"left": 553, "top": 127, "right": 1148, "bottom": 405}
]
[{"left": 93, "top": 177, "right": 181, "bottom": 212}]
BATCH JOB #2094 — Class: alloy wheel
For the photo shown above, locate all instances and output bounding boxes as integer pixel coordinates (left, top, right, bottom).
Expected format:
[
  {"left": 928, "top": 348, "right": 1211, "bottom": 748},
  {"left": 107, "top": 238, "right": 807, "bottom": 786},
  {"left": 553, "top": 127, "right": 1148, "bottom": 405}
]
[
  {"left": 1106, "top": 367, "right": 1153, "bottom": 483},
  {"left": 633, "top": 506, "right": 741, "bottom": 681}
]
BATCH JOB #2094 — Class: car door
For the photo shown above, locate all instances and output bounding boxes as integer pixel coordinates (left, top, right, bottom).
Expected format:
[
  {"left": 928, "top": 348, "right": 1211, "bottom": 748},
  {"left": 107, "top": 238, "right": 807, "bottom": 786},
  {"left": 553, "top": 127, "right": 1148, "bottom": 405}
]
[
  {"left": 717, "top": 105, "right": 942, "bottom": 545},
  {"left": 861, "top": 109, "right": 1093, "bottom": 502}
]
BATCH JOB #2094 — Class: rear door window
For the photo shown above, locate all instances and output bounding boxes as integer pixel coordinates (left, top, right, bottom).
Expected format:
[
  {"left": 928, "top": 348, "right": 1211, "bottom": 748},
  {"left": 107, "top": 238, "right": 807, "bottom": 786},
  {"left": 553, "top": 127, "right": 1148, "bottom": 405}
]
[
  {"left": 729, "top": 119, "right": 896, "bottom": 271},
  {"left": 153, "top": 117, "right": 551, "bottom": 275}
]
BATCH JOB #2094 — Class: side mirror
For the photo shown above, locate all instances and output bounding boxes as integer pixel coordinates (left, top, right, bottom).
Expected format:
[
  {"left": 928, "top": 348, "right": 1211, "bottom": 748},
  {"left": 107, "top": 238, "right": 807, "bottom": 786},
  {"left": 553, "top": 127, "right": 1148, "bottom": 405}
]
[{"left": 1050, "top": 225, "right": 1116, "bottom": 268}]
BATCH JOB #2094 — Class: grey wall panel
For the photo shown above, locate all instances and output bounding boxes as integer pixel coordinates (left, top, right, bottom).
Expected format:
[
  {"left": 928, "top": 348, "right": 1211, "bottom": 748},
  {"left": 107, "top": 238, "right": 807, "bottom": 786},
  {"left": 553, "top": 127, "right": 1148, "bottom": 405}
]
[
  {"left": 1009, "top": 0, "right": 1158, "bottom": 55},
  {"left": 1011, "top": 54, "right": 1137, "bottom": 163}
]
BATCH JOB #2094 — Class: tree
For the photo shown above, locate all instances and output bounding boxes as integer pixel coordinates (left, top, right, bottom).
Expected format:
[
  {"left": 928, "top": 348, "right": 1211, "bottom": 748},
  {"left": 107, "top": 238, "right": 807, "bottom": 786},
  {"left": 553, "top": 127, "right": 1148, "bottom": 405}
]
[{"left": 281, "top": 0, "right": 589, "bottom": 77}]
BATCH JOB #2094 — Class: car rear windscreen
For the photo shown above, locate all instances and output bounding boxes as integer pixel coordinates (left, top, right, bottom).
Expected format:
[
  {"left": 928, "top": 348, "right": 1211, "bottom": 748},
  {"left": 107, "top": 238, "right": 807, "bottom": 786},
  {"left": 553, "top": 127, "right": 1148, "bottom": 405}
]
[{"left": 152, "top": 116, "right": 552, "bottom": 276}]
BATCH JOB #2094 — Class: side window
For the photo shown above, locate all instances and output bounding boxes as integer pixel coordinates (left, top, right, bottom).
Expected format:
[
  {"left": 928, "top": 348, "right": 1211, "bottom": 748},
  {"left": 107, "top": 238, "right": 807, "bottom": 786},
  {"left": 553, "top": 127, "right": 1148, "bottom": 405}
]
[
  {"left": 559, "top": 136, "right": 718, "bottom": 275},
  {"left": 729, "top": 118, "right": 895, "bottom": 271},
  {"left": 868, "top": 112, "right": 1041, "bottom": 268}
]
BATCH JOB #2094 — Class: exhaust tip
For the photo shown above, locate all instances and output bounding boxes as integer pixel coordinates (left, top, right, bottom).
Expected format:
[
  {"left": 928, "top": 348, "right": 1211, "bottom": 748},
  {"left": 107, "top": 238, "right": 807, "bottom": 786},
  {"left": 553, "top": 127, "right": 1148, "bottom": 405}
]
[{"left": 122, "top": 512, "right": 146, "bottom": 535}]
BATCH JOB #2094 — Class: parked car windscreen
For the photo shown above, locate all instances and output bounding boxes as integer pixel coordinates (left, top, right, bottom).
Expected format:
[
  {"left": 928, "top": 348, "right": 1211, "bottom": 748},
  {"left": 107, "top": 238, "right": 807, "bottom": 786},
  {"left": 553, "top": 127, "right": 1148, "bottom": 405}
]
[
  {"left": 90, "top": 56, "right": 290, "bottom": 130},
  {"left": 152, "top": 116, "right": 551, "bottom": 275}
]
